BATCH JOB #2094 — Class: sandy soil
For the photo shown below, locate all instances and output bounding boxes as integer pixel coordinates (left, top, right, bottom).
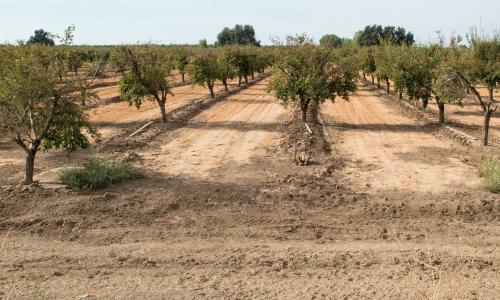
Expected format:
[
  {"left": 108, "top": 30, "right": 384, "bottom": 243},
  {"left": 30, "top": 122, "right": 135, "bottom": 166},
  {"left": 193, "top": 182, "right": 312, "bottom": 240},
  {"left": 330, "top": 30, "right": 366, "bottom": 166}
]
[
  {"left": 140, "top": 82, "right": 284, "bottom": 181},
  {"left": 0, "top": 80, "right": 498, "bottom": 299},
  {"left": 321, "top": 83, "right": 481, "bottom": 193},
  {"left": 89, "top": 81, "right": 234, "bottom": 139}
]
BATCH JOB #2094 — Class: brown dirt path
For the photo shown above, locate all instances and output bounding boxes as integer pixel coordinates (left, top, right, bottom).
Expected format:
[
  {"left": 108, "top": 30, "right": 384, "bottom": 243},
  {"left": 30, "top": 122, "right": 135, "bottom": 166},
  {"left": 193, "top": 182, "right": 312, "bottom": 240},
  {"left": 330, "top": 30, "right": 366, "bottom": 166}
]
[
  {"left": 320, "top": 82, "right": 481, "bottom": 193},
  {"left": 140, "top": 81, "right": 285, "bottom": 182}
]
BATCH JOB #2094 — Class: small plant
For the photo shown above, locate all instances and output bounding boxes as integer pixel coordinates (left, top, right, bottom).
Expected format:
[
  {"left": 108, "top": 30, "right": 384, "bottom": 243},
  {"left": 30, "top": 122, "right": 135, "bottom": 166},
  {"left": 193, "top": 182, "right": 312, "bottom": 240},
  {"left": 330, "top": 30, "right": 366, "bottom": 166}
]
[
  {"left": 479, "top": 156, "right": 500, "bottom": 193},
  {"left": 59, "top": 158, "right": 142, "bottom": 191}
]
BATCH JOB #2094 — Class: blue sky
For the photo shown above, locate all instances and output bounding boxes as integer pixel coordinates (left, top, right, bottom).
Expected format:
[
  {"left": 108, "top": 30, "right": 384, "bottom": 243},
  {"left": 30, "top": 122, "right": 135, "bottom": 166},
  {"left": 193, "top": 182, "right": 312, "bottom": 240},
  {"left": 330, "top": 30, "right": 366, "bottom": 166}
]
[{"left": 0, "top": 0, "right": 498, "bottom": 45}]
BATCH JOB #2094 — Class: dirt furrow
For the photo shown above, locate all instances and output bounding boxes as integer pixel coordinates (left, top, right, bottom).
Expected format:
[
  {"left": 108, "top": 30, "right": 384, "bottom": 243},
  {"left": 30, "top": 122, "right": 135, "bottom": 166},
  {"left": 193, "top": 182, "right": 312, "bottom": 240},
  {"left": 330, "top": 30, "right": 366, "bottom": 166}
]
[
  {"left": 140, "top": 81, "right": 284, "bottom": 182},
  {"left": 320, "top": 82, "right": 481, "bottom": 193}
]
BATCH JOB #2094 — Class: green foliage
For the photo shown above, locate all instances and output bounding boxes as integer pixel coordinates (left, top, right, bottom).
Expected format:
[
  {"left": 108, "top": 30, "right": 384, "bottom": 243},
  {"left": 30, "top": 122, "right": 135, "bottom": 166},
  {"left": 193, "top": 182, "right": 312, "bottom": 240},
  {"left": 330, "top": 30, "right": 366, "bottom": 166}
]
[
  {"left": 171, "top": 46, "right": 191, "bottom": 81},
  {"left": 361, "top": 48, "right": 377, "bottom": 75},
  {"left": 199, "top": 39, "right": 209, "bottom": 48},
  {"left": 374, "top": 43, "right": 396, "bottom": 82},
  {"left": 188, "top": 49, "right": 219, "bottom": 97},
  {"left": 356, "top": 25, "right": 414, "bottom": 46},
  {"left": 27, "top": 29, "right": 55, "bottom": 46},
  {"left": 479, "top": 156, "right": 500, "bottom": 193},
  {"left": 59, "top": 158, "right": 143, "bottom": 191},
  {"left": 269, "top": 41, "right": 357, "bottom": 121},
  {"left": 217, "top": 25, "right": 260, "bottom": 47},
  {"left": 0, "top": 44, "right": 100, "bottom": 183},
  {"left": 109, "top": 46, "right": 130, "bottom": 74},
  {"left": 319, "top": 34, "right": 344, "bottom": 48},
  {"left": 468, "top": 31, "right": 500, "bottom": 98},
  {"left": 119, "top": 45, "right": 173, "bottom": 122}
]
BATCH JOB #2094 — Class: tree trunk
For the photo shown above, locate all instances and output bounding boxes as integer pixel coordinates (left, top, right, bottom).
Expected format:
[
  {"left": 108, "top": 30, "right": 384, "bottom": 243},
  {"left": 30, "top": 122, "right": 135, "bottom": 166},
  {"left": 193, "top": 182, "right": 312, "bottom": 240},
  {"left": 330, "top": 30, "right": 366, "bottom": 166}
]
[
  {"left": 399, "top": 90, "right": 403, "bottom": 100},
  {"left": 244, "top": 75, "right": 248, "bottom": 84},
  {"left": 208, "top": 81, "right": 215, "bottom": 98},
  {"left": 371, "top": 75, "right": 374, "bottom": 84},
  {"left": 363, "top": 73, "right": 366, "bottom": 80},
  {"left": 483, "top": 110, "right": 492, "bottom": 146},
  {"left": 437, "top": 98, "right": 445, "bottom": 125},
  {"left": 251, "top": 72, "right": 254, "bottom": 80},
  {"left": 222, "top": 79, "right": 229, "bottom": 92},
  {"left": 301, "top": 99, "right": 311, "bottom": 122},
  {"left": 238, "top": 76, "right": 242, "bottom": 87},
  {"left": 386, "top": 79, "right": 390, "bottom": 94},
  {"left": 159, "top": 99, "right": 167, "bottom": 123},
  {"left": 181, "top": 72, "right": 185, "bottom": 83},
  {"left": 377, "top": 78, "right": 381, "bottom": 89},
  {"left": 24, "top": 144, "right": 38, "bottom": 185},
  {"left": 422, "top": 98, "right": 429, "bottom": 110}
]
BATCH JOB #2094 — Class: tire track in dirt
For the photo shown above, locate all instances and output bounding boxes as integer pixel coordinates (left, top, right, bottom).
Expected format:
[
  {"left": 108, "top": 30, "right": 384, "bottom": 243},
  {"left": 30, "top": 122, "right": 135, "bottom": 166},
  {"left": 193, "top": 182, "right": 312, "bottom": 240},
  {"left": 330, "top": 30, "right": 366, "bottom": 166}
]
[
  {"left": 140, "top": 81, "right": 284, "bottom": 182},
  {"left": 320, "top": 83, "right": 481, "bottom": 193}
]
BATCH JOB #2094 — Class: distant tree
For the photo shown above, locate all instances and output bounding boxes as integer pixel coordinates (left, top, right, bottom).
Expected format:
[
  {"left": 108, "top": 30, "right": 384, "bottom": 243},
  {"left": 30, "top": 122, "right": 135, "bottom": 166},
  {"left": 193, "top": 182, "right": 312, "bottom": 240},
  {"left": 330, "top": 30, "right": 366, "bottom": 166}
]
[
  {"left": 356, "top": 25, "right": 414, "bottom": 46},
  {"left": 374, "top": 42, "right": 397, "bottom": 93},
  {"left": 109, "top": 46, "right": 130, "bottom": 75},
  {"left": 0, "top": 45, "right": 99, "bottom": 184},
  {"left": 171, "top": 46, "right": 190, "bottom": 83},
  {"left": 120, "top": 46, "right": 173, "bottom": 123},
  {"left": 216, "top": 25, "right": 261, "bottom": 46},
  {"left": 27, "top": 29, "right": 55, "bottom": 46},
  {"left": 231, "top": 46, "right": 253, "bottom": 86},
  {"left": 319, "top": 34, "right": 344, "bottom": 48},
  {"left": 361, "top": 48, "right": 377, "bottom": 83},
  {"left": 199, "top": 39, "right": 209, "bottom": 48},
  {"left": 216, "top": 47, "right": 236, "bottom": 92},
  {"left": 188, "top": 49, "right": 219, "bottom": 98}
]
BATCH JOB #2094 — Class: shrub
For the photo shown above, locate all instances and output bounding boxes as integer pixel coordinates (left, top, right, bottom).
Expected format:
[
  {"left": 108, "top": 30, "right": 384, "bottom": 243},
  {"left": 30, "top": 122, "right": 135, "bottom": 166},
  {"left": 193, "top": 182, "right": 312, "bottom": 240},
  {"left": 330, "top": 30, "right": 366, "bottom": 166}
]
[
  {"left": 59, "top": 158, "right": 142, "bottom": 191},
  {"left": 479, "top": 156, "right": 500, "bottom": 193}
]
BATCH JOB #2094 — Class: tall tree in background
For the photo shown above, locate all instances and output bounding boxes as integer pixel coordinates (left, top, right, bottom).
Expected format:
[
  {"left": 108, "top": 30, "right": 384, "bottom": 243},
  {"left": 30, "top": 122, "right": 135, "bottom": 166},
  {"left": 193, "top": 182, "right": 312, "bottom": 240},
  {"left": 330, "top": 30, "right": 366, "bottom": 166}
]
[
  {"left": 217, "top": 25, "right": 261, "bottom": 46},
  {"left": 319, "top": 34, "right": 344, "bottom": 48},
  {"left": 356, "top": 25, "right": 414, "bottom": 46},
  {"left": 27, "top": 29, "right": 55, "bottom": 46}
]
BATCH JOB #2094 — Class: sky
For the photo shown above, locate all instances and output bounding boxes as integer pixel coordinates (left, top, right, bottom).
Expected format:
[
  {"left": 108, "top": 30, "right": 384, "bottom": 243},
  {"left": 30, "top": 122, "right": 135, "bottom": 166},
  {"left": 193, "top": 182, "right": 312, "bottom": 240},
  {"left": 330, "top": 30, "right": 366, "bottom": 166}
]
[{"left": 0, "top": 0, "right": 498, "bottom": 45}]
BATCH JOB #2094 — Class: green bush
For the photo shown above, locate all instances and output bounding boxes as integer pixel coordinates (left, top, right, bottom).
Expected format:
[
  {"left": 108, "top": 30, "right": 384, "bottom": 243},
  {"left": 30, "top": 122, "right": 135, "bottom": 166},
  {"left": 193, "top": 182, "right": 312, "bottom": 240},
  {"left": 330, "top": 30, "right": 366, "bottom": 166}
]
[
  {"left": 59, "top": 158, "right": 142, "bottom": 191},
  {"left": 479, "top": 156, "right": 500, "bottom": 193}
]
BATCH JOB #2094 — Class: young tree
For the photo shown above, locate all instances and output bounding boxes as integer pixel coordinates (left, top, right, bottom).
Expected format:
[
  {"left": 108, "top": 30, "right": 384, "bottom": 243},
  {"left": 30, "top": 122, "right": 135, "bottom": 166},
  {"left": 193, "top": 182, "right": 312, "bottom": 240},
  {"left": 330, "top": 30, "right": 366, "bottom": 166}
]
[
  {"left": 109, "top": 46, "right": 130, "bottom": 75},
  {"left": 231, "top": 47, "right": 253, "bottom": 86},
  {"left": 361, "top": 48, "right": 377, "bottom": 83},
  {"left": 0, "top": 45, "right": 99, "bottom": 184},
  {"left": 188, "top": 49, "right": 219, "bottom": 98},
  {"left": 374, "top": 42, "right": 397, "bottom": 93},
  {"left": 216, "top": 47, "right": 236, "bottom": 92},
  {"left": 27, "top": 29, "right": 55, "bottom": 46},
  {"left": 120, "top": 46, "right": 173, "bottom": 123},
  {"left": 458, "top": 31, "right": 500, "bottom": 145},
  {"left": 269, "top": 42, "right": 357, "bottom": 122},
  {"left": 171, "top": 46, "right": 190, "bottom": 83}
]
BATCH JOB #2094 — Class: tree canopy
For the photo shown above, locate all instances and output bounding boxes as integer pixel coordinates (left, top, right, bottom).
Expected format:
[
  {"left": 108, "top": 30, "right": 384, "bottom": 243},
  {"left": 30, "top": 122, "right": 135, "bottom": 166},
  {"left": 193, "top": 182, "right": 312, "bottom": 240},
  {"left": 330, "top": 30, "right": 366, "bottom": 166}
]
[
  {"left": 319, "top": 34, "right": 345, "bottom": 48},
  {"left": 356, "top": 25, "right": 414, "bottom": 46},
  {"left": 27, "top": 29, "right": 55, "bottom": 46},
  {"left": 217, "top": 25, "right": 261, "bottom": 47}
]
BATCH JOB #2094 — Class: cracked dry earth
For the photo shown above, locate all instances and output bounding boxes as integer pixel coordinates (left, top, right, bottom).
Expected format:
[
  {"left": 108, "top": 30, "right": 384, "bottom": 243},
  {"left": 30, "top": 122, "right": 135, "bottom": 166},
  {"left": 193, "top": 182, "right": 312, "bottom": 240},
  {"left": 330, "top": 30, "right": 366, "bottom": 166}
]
[{"left": 0, "top": 80, "right": 499, "bottom": 299}]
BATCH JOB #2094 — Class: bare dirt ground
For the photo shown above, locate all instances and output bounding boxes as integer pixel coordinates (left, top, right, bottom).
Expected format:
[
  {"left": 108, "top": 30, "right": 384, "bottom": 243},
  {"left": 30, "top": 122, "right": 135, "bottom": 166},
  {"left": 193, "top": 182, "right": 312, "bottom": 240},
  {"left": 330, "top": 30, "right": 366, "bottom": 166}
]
[
  {"left": 320, "top": 83, "right": 481, "bottom": 193},
  {"left": 0, "top": 80, "right": 498, "bottom": 299}
]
